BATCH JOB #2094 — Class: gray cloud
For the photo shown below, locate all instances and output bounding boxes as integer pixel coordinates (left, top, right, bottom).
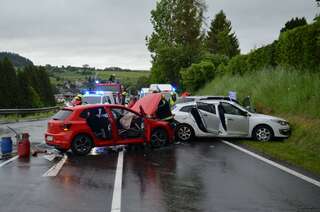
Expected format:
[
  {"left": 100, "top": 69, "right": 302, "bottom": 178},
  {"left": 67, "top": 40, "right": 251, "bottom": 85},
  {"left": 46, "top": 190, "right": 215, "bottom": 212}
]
[{"left": 0, "top": 0, "right": 318, "bottom": 69}]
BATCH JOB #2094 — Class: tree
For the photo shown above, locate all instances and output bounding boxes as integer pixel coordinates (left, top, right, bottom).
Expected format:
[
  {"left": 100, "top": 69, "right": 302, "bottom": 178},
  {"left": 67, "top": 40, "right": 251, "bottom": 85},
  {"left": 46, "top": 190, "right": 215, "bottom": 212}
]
[
  {"left": 280, "top": 17, "right": 307, "bottom": 33},
  {"left": 1, "top": 57, "right": 20, "bottom": 108},
  {"left": 206, "top": 10, "right": 240, "bottom": 58},
  {"left": 17, "top": 70, "right": 36, "bottom": 108},
  {"left": 146, "top": 0, "right": 206, "bottom": 85}
]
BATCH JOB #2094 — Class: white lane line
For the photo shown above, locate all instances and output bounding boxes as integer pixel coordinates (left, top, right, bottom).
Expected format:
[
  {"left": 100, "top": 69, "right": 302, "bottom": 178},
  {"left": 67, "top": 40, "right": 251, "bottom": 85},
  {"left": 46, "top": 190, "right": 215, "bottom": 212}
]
[
  {"left": 42, "top": 154, "right": 68, "bottom": 177},
  {"left": 111, "top": 151, "right": 124, "bottom": 212},
  {"left": 222, "top": 140, "right": 320, "bottom": 188},
  {"left": 0, "top": 155, "right": 19, "bottom": 167}
]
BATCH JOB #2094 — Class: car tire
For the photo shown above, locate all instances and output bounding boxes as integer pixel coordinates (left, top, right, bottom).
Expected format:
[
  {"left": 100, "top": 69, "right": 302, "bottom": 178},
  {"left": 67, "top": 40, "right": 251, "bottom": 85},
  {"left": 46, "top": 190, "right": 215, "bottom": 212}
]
[
  {"left": 253, "top": 125, "right": 274, "bottom": 142},
  {"left": 150, "top": 128, "right": 168, "bottom": 148},
  {"left": 71, "top": 134, "right": 93, "bottom": 156},
  {"left": 176, "top": 124, "right": 194, "bottom": 142}
]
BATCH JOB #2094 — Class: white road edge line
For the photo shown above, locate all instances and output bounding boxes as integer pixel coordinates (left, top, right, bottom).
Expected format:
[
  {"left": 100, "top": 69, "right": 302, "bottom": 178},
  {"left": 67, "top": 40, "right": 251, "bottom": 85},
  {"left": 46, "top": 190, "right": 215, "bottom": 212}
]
[
  {"left": 111, "top": 150, "right": 124, "bottom": 212},
  {"left": 222, "top": 140, "right": 320, "bottom": 188},
  {"left": 42, "top": 154, "right": 68, "bottom": 177},
  {"left": 0, "top": 155, "right": 19, "bottom": 167}
]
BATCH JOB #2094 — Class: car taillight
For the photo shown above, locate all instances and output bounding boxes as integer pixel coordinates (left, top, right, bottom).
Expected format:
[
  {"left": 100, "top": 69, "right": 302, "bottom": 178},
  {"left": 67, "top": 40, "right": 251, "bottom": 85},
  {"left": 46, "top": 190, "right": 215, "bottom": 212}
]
[{"left": 61, "top": 123, "right": 72, "bottom": 131}]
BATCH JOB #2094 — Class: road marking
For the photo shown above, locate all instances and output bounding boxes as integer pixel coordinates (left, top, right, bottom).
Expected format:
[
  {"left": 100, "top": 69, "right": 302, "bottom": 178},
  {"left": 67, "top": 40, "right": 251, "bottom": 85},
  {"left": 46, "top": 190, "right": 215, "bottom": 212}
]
[
  {"left": 42, "top": 154, "right": 68, "bottom": 177},
  {"left": 222, "top": 140, "right": 320, "bottom": 188},
  {"left": 0, "top": 155, "right": 18, "bottom": 167},
  {"left": 111, "top": 150, "right": 124, "bottom": 212}
]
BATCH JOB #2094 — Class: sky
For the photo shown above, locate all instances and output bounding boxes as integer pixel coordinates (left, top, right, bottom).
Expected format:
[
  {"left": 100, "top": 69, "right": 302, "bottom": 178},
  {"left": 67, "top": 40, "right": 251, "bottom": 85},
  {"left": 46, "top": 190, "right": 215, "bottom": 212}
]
[{"left": 0, "top": 0, "right": 318, "bottom": 70}]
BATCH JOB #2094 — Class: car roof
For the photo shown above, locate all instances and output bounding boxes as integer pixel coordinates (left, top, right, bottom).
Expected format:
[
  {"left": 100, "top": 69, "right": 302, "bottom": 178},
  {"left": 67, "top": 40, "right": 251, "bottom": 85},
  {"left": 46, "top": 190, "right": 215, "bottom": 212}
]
[
  {"left": 64, "top": 104, "right": 125, "bottom": 111},
  {"left": 177, "top": 95, "right": 240, "bottom": 103},
  {"left": 175, "top": 99, "right": 240, "bottom": 107},
  {"left": 83, "top": 94, "right": 103, "bottom": 97}
]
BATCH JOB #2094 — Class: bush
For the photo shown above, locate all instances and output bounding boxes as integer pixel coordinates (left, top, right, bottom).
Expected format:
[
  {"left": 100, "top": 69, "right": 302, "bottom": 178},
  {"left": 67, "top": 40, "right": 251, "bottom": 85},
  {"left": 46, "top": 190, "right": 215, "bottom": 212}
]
[
  {"left": 180, "top": 61, "right": 216, "bottom": 92},
  {"left": 225, "top": 54, "right": 248, "bottom": 75},
  {"left": 276, "top": 21, "right": 320, "bottom": 71},
  {"left": 223, "top": 20, "right": 320, "bottom": 76}
]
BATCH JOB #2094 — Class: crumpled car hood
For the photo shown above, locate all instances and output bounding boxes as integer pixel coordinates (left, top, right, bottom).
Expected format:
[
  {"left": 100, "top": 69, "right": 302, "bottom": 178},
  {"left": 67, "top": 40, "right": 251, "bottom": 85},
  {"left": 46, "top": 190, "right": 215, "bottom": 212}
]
[{"left": 131, "top": 93, "right": 162, "bottom": 115}]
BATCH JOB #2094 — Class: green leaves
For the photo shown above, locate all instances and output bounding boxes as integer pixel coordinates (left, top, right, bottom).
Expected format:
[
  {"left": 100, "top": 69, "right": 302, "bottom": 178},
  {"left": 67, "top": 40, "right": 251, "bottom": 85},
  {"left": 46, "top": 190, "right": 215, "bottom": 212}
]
[
  {"left": 205, "top": 10, "right": 240, "bottom": 58},
  {"left": 0, "top": 59, "right": 55, "bottom": 109},
  {"left": 147, "top": 0, "right": 206, "bottom": 86}
]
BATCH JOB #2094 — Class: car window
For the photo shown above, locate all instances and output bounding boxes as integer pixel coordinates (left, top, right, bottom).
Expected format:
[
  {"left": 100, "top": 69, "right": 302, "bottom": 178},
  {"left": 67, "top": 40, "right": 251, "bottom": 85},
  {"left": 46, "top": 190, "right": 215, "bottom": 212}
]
[
  {"left": 80, "top": 107, "right": 107, "bottom": 119},
  {"left": 221, "top": 102, "right": 245, "bottom": 116},
  {"left": 83, "top": 96, "right": 102, "bottom": 104},
  {"left": 103, "top": 96, "right": 112, "bottom": 104},
  {"left": 180, "top": 105, "right": 194, "bottom": 113},
  {"left": 52, "top": 109, "right": 72, "bottom": 120},
  {"left": 197, "top": 102, "right": 216, "bottom": 114}
]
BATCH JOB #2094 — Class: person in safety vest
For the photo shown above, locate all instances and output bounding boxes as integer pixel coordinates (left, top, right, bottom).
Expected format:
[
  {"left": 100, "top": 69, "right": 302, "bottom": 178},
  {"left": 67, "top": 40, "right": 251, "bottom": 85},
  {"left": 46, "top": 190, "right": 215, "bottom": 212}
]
[
  {"left": 71, "top": 94, "right": 82, "bottom": 106},
  {"left": 156, "top": 94, "right": 174, "bottom": 122},
  {"left": 169, "top": 92, "right": 177, "bottom": 107},
  {"left": 121, "top": 89, "right": 128, "bottom": 105}
]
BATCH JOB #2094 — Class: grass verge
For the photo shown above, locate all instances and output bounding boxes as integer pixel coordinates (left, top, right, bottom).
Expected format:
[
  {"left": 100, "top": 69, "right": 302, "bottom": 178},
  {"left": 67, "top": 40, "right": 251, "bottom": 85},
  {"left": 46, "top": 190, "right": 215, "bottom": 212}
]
[{"left": 197, "top": 67, "right": 320, "bottom": 175}]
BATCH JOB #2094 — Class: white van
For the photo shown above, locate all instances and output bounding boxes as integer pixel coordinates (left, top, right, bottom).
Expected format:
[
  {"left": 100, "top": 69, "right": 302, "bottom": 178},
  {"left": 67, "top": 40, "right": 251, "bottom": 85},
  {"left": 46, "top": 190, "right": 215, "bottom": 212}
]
[{"left": 83, "top": 92, "right": 116, "bottom": 105}]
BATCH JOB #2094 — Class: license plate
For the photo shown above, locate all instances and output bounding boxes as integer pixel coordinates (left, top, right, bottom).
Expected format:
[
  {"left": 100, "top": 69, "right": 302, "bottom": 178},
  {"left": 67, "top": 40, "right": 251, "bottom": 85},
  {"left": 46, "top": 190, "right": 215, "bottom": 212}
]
[{"left": 47, "top": 136, "right": 53, "bottom": 142}]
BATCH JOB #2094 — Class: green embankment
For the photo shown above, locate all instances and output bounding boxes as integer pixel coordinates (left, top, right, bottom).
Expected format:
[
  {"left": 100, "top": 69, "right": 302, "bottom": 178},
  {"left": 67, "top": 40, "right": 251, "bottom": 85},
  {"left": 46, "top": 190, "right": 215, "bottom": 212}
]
[
  {"left": 197, "top": 67, "right": 320, "bottom": 175},
  {"left": 51, "top": 70, "right": 149, "bottom": 84}
]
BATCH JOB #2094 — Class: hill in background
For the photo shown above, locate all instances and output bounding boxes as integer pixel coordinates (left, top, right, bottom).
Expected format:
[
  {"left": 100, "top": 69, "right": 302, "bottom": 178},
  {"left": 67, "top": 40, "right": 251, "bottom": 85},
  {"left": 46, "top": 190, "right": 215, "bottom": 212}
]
[{"left": 0, "top": 52, "right": 33, "bottom": 67}]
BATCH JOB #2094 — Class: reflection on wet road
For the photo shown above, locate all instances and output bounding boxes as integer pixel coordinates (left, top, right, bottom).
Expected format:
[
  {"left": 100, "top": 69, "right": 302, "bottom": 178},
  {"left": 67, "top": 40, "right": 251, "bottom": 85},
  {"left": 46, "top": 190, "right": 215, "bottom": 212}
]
[
  {"left": 0, "top": 119, "right": 320, "bottom": 212},
  {"left": 122, "top": 141, "right": 320, "bottom": 212},
  {"left": 0, "top": 150, "right": 118, "bottom": 212}
]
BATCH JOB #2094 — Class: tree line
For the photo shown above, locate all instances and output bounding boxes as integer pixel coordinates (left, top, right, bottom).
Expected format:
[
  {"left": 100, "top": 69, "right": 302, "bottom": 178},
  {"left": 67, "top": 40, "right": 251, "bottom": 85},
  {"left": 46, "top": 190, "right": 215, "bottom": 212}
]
[
  {"left": 221, "top": 17, "right": 320, "bottom": 77},
  {"left": 0, "top": 57, "right": 55, "bottom": 109},
  {"left": 146, "top": 0, "right": 240, "bottom": 90},
  {"left": 147, "top": 0, "right": 320, "bottom": 92}
]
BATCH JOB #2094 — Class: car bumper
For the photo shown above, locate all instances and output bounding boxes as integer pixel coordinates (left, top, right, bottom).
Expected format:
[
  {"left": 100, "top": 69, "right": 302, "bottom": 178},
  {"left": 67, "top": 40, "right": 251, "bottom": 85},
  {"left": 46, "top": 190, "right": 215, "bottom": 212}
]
[
  {"left": 279, "top": 128, "right": 291, "bottom": 137},
  {"left": 273, "top": 125, "right": 291, "bottom": 138},
  {"left": 45, "top": 132, "right": 73, "bottom": 150}
]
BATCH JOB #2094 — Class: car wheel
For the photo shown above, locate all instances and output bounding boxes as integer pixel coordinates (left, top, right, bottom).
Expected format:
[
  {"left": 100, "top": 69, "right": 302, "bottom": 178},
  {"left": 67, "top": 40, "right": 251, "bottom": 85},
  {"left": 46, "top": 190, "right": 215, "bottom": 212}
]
[
  {"left": 176, "top": 124, "right": 194, "bottom": 142},
  {"left": 150, "top": 128, "right": 168, "bottom": 148},
  {"left": 71, "top": 134, "right": 93, "bottom": 155},
  {"left": 253, "top": 125, "right": 274, "bottom": 142}
]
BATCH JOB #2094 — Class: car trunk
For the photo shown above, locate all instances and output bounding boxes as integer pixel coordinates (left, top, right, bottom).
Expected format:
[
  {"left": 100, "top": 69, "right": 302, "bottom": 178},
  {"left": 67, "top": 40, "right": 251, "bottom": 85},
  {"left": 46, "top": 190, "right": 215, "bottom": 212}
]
[{"left": 47, "top": 109, "right": 73, "bottom": 133}]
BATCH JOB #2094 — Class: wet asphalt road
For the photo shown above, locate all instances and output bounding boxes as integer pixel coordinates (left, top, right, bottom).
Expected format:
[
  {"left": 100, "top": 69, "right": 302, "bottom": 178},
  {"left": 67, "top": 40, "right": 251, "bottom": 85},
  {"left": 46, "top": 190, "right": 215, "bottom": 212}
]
[
  {"left": 0, "top": 120, "right": 47, "bottom": 144},
  {"left": 1, "top": 121, "right": 320, "bottom": 212}
]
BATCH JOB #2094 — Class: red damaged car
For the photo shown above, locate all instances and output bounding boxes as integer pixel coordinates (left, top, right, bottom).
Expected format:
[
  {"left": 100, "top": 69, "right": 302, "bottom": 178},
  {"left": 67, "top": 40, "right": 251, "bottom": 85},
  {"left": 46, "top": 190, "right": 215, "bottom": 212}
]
[{"left": 45, "top": 94, "right": 175, "bottom": 155}]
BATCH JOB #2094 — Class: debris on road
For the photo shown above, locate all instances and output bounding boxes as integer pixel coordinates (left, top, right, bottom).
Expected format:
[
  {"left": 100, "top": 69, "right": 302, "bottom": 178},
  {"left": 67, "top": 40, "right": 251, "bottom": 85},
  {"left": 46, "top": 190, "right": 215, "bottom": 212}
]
[{"left": 43, "top": 154, "right": 62, "bottom": 162}]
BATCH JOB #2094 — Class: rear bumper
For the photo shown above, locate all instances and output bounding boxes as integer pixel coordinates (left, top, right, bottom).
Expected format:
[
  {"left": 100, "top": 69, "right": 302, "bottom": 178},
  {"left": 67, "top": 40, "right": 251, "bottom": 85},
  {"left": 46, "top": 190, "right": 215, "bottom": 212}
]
[{"left": 45, "top": 132, "right": 73, "bottom": 149}]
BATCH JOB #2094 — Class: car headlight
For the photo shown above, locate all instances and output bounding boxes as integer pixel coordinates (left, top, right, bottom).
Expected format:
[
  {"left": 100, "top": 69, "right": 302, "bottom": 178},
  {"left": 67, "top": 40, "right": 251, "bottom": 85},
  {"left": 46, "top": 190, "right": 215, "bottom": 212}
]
[{"left": 271, "top": 119, "right": 288, "bottom": 126}]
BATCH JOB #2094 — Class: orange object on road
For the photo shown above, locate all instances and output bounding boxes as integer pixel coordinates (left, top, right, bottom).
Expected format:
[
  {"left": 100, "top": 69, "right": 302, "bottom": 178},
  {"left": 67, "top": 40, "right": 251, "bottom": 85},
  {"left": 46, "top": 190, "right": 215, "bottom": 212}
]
[{"left": 17, "top": 133, "right": 30, "bottom": 158}]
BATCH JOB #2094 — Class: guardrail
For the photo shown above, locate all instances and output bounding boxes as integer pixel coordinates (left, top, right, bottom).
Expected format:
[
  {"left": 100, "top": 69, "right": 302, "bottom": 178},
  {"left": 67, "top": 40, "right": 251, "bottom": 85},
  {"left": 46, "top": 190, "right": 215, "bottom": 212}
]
[{"left": 0, "top": 106, "right": 60, "bottom": 115}]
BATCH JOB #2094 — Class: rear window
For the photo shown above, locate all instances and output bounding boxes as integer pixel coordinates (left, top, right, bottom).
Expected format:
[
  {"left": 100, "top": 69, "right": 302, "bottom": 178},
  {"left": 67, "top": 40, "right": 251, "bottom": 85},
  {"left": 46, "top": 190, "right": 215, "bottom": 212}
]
[{"left": 52, "top": 110, "right": 73, "bottom": 120}]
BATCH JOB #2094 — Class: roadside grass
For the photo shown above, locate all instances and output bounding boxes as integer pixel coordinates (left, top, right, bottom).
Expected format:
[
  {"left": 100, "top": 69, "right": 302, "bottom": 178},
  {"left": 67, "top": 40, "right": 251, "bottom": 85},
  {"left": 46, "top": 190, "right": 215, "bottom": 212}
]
[
  {"left": 197, "top": 67, "right": 320, "bottom": 175},
  {"left": 0, "top": 111, "right": 55, "bottom": 123}
]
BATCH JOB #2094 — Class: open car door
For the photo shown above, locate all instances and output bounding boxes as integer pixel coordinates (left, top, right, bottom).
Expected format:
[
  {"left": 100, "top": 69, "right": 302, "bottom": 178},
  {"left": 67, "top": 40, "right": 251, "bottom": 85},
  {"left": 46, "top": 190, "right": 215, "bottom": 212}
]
[{"left": 196, "top": 102, "right": 220, "bottom": 135}]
